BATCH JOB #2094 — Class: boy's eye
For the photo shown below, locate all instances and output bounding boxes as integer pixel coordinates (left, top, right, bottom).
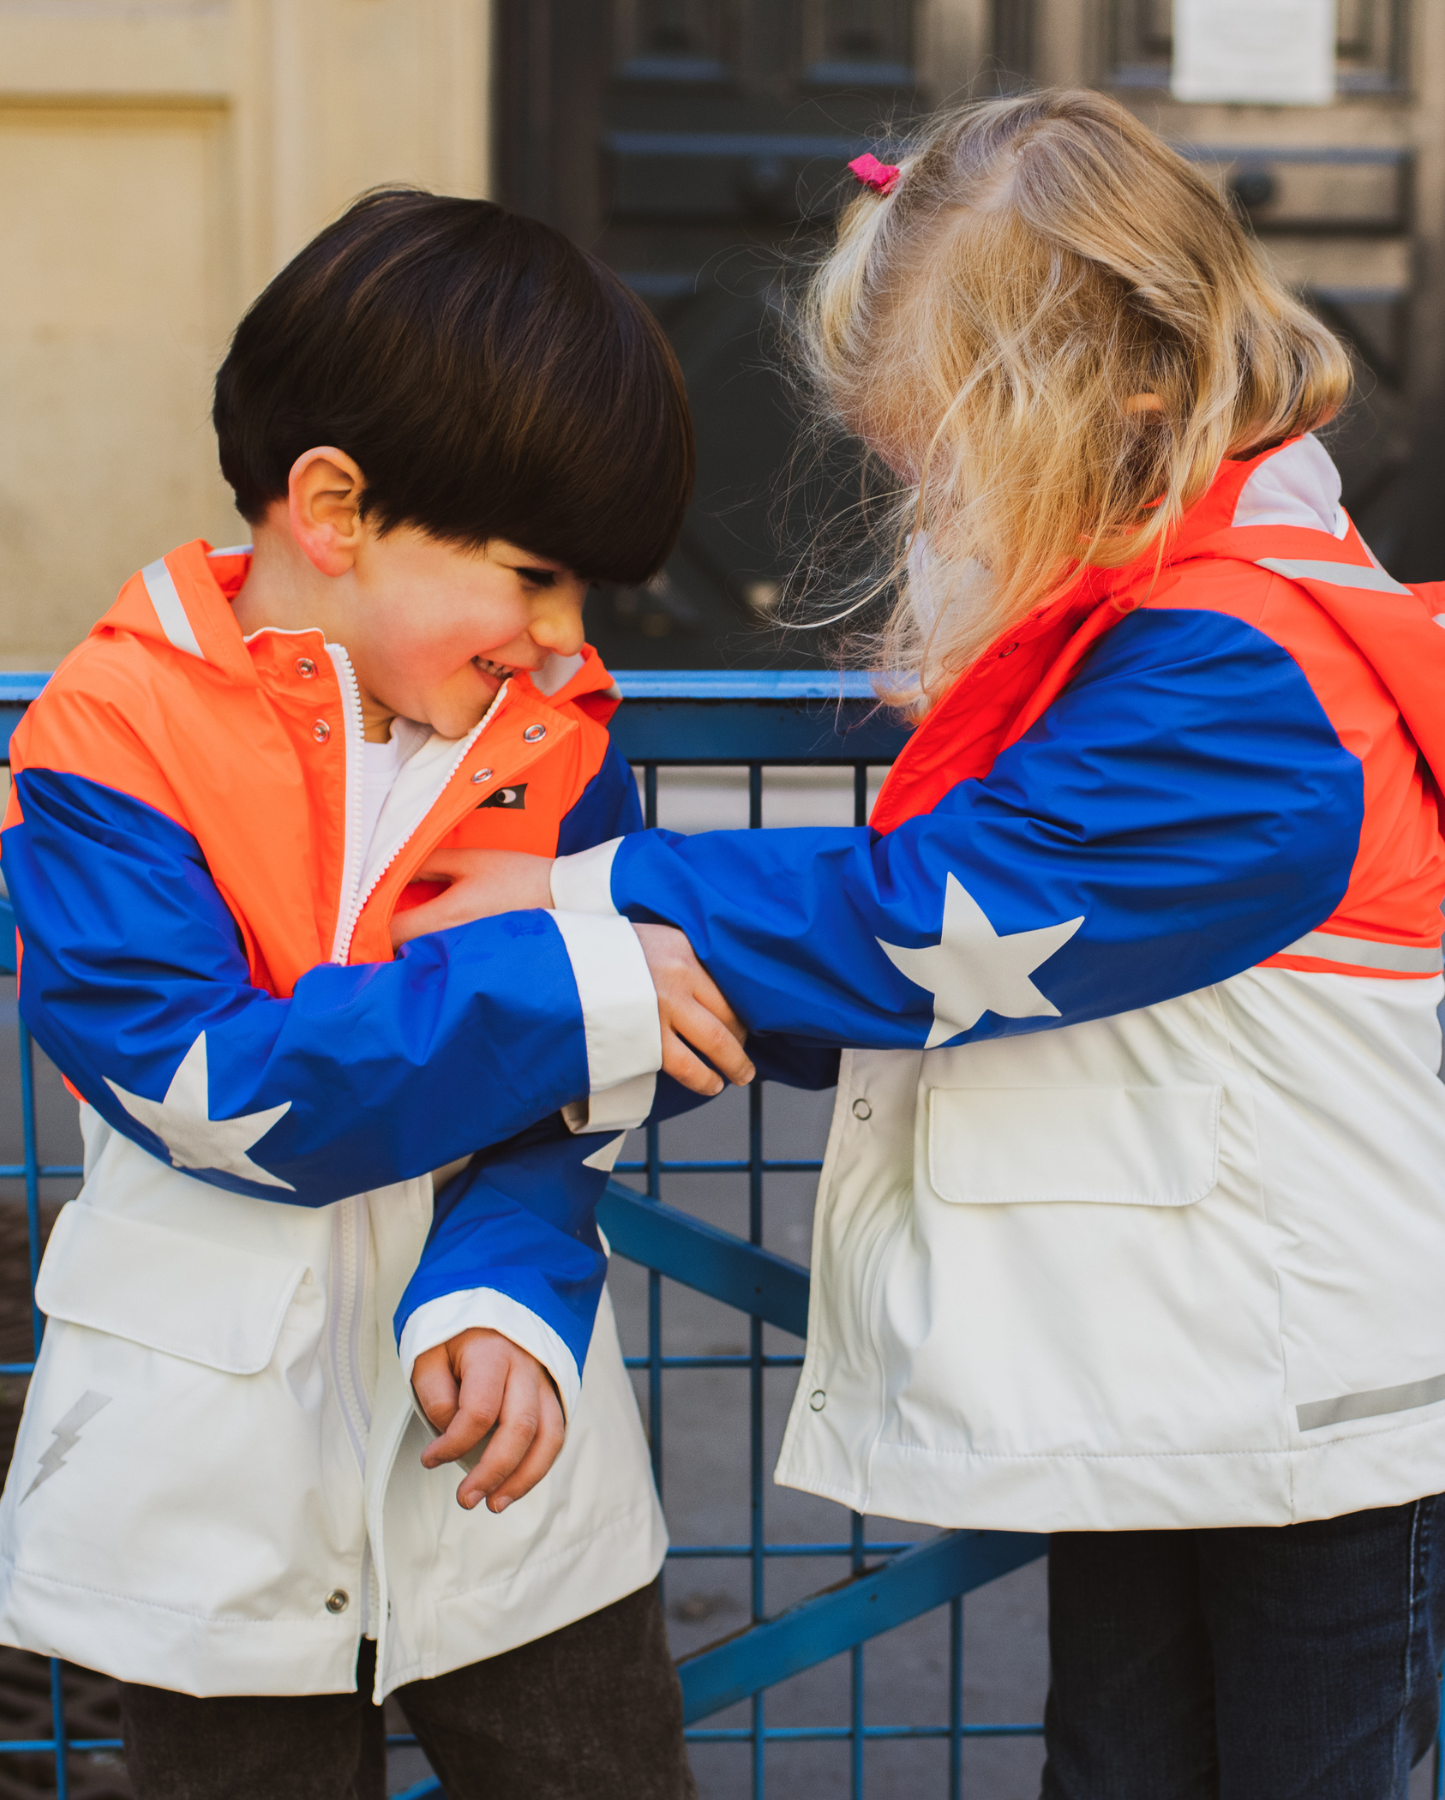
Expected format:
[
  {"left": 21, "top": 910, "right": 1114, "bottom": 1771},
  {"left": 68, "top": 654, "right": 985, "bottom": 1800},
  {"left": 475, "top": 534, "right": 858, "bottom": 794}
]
[{"left": 514, "top": 566, "right": 557, "bottom": 589}]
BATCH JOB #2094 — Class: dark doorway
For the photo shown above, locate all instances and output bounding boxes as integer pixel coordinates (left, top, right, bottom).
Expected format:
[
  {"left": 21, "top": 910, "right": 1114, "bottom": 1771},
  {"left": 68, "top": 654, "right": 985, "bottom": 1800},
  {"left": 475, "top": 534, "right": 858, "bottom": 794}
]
[{"left": 494, "top": 0, "right": 932, "bottom": 668}]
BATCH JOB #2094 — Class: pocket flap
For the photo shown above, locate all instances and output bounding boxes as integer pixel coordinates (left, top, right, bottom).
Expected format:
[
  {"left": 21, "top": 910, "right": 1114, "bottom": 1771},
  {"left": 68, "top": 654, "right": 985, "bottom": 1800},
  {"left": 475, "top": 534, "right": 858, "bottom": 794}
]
[
  {"left": 927, "top": 1084, "right": 1221, "bottom": 1207},
  {"left": 36, "top": 1204, "right": 312, "bottom": 1374}
]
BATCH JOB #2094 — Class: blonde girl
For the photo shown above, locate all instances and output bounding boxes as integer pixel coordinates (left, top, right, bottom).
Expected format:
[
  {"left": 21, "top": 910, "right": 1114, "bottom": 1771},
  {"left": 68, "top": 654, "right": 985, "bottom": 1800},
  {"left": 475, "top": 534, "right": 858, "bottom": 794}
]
[{"left": 424, "top": 90, "right": 1445, "bottom": 1797}]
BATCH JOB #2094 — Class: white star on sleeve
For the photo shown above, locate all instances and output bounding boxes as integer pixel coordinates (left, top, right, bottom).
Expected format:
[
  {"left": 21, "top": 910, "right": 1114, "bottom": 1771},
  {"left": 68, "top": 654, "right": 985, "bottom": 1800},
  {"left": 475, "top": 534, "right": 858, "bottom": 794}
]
[
  {"left": 877, "top": 872, "right": 1084, "bottom": 1048},
  {"left": 105, "top": 1032, "right": 295, "bottom": 1190}
]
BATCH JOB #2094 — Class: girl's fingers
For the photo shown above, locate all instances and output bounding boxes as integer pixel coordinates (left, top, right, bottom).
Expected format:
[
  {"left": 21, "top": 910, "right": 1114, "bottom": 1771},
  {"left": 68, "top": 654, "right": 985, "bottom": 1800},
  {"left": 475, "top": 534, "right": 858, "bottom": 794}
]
[
  {"left": 661, "top": 1032, "right": 726, "bottom": 1096},
  {"left": 672, "top": 1001, "right": 754, "bottom": 1085},
  {"left": 691, "top": 966, "right": 746, "bottom": 1045}
]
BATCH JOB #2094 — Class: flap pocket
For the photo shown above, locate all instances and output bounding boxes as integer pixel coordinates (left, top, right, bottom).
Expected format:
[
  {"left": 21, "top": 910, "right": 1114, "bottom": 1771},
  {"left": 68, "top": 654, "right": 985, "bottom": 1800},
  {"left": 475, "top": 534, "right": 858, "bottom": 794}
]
[
  {"left": 36, "top": 1204, "right": 312, "bottom": 1374},
  {"left": 927, "top": 1084, "right": 1221, "bottom": 1207}
]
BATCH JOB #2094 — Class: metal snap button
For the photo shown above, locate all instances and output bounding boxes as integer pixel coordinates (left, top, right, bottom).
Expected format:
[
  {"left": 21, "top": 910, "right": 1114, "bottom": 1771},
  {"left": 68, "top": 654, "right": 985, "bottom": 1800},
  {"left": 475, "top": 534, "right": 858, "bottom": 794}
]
[
  {"left": 851, "top": 1098, "right": 872, "bottom": 1121},
  {"left": 998, "top": 642, "right": 1019, "bottom": 658},
  {"left": 312, "top": 720, "right": 330, "bottom": 743},
  {"left": 295, "top": 657, "right": 317, "bottom": 678},
  {"left": 808, "top": 1390, "right": 827, "bottom": 1412},
  {"left": 471, "top": 768, "right": 493, "bottom": 785},
  {"left": 522, "top": 723, "right": 546, "bottom": 743},
  {"left": 324, "top": 1589, "right": 349, "bottom": 1614}
]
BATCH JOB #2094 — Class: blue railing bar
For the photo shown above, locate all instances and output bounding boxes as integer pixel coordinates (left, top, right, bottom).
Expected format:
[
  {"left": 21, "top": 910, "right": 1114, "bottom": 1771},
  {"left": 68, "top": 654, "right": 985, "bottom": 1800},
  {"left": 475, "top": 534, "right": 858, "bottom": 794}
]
[
  {"left": 390, "top": 1779, "right": 443, "bottom": 1800},
  {"left": 615, "top": 1159, "right": 823, "bottom": 1175},
  {"left": 0, "top": 674, "right": 47, "bottom": 702},
  {"left": 599, "top": 1180, "right": 810, "bottom": 1338},
  {"left": 678, "top": 1530, "right": 1048, "bottom": 1723},
  {"left": 685, "top": 1724, "right": 1044, "bottom": 1742},
  {"left": 665, "top": 1541, "right": 918, "bottom": 1559},
  {"left": 623, "top": 1354, "right": 804, "bottom": 1370},
  {"left": 0, "top": 1362, "right": 34, "bottom": 1376},
  {"left": 0, "top": 1165, "right": 83, "bottom": 1178}
]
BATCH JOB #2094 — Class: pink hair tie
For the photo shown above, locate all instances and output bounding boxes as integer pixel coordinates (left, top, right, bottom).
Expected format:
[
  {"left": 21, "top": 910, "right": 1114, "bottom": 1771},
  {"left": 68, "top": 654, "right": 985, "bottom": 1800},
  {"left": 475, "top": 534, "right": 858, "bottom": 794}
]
[{"left": 848, "top": 153, "right": 900, "bottom": 196}]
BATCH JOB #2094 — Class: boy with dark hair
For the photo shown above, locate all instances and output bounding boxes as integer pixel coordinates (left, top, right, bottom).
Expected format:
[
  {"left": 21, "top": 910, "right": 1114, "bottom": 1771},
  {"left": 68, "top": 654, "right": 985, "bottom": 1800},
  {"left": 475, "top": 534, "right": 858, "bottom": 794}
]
[{"left": 0, "top": 189, "right": 748, "bottom": 1800}]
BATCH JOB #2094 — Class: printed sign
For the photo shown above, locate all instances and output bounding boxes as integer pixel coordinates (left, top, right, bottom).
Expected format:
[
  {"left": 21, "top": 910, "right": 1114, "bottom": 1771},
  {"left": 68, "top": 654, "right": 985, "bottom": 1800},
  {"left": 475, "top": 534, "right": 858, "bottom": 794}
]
[{"left": 1172, "top": 0, "right": 1336, "bottom": 106}]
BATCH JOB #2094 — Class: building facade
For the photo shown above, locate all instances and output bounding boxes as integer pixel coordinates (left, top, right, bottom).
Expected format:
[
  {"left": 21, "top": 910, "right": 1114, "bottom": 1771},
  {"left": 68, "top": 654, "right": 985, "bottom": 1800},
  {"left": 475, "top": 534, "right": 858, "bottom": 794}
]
[{"left": 4, "top": 1, "right": 1445, "bottom": 668}]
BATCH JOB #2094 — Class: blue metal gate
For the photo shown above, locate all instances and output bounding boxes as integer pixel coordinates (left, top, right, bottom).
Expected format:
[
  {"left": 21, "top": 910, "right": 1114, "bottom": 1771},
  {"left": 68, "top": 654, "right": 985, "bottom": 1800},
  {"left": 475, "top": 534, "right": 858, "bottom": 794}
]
[{"left": 0, "top": 670, "right": 1439, "bottom": 1799}]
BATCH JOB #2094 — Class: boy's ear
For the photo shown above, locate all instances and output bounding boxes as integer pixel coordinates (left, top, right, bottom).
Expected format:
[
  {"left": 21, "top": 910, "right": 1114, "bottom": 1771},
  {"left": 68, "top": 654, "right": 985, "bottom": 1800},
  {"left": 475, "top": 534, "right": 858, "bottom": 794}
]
[{"left": 287, "top": 446, "right": 368, "bottom": 577}]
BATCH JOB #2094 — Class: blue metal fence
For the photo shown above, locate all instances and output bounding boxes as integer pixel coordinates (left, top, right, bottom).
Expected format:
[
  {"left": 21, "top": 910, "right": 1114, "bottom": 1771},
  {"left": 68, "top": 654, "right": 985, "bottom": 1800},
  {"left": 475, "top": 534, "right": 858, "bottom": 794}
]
[{"left": 0, "top": 670, "right": 1440, "bottom": 1798}]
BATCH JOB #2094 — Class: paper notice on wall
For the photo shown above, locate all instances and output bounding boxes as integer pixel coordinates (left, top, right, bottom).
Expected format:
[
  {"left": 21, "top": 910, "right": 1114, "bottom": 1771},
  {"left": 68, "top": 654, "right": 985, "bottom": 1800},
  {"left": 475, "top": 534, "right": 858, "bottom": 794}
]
[{"left": 1172, "top": 0, "right": 1336, "bottom": 105}]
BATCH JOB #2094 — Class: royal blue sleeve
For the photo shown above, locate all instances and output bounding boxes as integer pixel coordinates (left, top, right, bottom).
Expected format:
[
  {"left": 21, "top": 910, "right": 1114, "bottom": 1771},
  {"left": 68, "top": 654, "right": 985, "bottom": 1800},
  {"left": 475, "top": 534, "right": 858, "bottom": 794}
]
[
  {"left": 596, "top": 609, "right": 1365, "bottom": 1049},
  {"left": 3, "top": 768, "right": 595, "bottom": 1205}
]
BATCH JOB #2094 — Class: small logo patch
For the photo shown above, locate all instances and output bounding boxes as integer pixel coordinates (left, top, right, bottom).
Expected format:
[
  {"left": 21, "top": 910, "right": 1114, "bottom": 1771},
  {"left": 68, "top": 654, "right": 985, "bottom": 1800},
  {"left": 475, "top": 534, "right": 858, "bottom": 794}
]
[
  {"left": 24, "top": 1391, "right": 111, "bottom": 1500},
  {"left": 477, "top": 783, "right": 527, "bottom": 811}
]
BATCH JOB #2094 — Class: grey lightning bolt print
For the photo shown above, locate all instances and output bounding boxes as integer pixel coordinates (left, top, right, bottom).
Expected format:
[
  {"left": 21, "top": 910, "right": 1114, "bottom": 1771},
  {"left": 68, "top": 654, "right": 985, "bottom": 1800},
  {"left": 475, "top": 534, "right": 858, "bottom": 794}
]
[{"left": 24, "top": 1391, "right": 112, "bottom": 1500}]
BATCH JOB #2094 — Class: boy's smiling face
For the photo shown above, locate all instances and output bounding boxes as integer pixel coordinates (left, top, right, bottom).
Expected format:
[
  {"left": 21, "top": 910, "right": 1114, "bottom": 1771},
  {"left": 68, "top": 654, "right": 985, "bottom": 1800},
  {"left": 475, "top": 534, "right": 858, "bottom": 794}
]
[
  {"left": 340, "top": 527, "right": 588, "bottom": 741},
  {"left": 233, "top": 448, "right": 589, "bottom": 741}
]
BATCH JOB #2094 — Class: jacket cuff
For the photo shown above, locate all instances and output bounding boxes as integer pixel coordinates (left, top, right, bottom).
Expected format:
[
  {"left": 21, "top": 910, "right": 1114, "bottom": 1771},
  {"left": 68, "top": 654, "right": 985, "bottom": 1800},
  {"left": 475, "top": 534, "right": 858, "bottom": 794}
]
[
  {"left": 398, "top": 1288, "right": 583, "bottom": 1420},
  {"left": 550, "top": 910, "right": 662, "bottom": 1093},
  {"left": 550, "top": 838, "right": 622, "bottom": 915},
  {"left": 562, "top": 1074, "right": 656, "bottom": 1136}
]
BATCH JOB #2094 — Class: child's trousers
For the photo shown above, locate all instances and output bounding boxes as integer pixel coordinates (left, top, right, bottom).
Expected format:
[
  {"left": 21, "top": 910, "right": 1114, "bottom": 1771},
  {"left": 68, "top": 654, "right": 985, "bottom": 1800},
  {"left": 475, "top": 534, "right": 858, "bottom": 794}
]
[
  {"left": 117, "top": 1580, "right": 695, "bottom": 1800},
  {"left": 1042, "top": 1495, "right": 1445, "bottom": 1800}
]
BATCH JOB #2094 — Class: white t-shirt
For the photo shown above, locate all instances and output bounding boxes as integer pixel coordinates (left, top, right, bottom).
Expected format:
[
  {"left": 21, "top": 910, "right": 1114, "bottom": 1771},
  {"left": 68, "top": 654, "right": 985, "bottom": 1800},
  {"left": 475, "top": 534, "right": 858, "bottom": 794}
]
[{"left": 359, "top": 733, "right": 402, "bottom": 861}]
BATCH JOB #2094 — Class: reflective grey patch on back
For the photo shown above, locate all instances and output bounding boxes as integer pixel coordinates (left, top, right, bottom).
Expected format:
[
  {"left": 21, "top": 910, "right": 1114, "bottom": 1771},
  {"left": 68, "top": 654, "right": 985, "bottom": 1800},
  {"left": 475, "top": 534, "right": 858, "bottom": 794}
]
[
  {"left": 1297, "top": 1373, "right": 1445, "bottom": 1433},
  {"left": 23, "top": 1390, "right": 112, "bottom": 1499}
]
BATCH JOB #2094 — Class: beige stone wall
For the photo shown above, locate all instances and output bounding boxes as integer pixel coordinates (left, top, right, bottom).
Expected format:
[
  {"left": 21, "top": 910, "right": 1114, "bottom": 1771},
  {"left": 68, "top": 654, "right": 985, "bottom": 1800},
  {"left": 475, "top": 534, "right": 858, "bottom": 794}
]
[{"left": 0, "top": 0, "right": 491, "bottom": 670}]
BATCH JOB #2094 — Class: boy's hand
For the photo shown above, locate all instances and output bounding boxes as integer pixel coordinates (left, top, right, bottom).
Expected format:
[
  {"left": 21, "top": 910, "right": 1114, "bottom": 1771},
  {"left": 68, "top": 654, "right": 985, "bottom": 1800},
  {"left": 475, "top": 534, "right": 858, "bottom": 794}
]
[
  {"left": 635, "top": 923, "right": 754, "bottom": 1096},
  {"left": 413, "top": 1327, "right": 566, "bottom": 1513},
  {"left": 391, "top": 849, "right": 553, "bottom": 945}
]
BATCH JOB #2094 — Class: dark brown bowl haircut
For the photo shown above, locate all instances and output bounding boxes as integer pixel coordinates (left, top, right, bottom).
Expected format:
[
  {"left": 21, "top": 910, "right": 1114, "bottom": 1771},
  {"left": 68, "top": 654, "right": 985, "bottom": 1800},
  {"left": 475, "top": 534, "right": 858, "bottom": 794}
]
[{"left": 213, "top": 189, "right": 695, "bottom": 586}]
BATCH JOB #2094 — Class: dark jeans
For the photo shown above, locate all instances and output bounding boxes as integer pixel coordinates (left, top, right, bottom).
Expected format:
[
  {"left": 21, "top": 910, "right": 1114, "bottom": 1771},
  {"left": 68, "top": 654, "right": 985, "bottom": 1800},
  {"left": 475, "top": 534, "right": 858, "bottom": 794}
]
[
  {"left": 118, "top": 1580, "right": 696, "bottom": 1800},
  {"left": 1042, "top": 1495, "right": 1445, "bottom": 1800}
]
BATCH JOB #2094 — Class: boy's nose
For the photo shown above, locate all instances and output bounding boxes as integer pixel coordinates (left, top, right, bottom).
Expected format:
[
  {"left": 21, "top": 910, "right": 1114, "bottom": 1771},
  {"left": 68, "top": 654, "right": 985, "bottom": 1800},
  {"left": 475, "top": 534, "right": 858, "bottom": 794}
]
[{"left": 529, "top": 591, "right": 588, "bottom": 658}]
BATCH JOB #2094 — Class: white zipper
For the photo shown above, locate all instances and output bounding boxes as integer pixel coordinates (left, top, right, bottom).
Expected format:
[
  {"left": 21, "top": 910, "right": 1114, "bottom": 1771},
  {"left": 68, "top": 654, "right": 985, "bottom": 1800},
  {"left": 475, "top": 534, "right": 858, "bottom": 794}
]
[
  {"left": 318, "top": 649, "right": 512, "bottom": 1642},
  {"left": 324, "top": 644, "right": 370, "bottom": 965},
  {"left": 326, "top": 655, "right": 509, "bottom": 968}
]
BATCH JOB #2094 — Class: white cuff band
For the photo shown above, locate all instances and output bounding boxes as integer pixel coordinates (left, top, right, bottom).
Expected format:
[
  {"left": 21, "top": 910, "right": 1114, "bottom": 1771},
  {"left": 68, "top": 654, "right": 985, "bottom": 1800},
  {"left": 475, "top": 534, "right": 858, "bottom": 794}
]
[
  {"left": 550, "top": 911, "right": 662, "bottom": 1092},
  {"left": 562, "top": 1072, "right": 657, "bottom": 1136},
  {"left": 551, "top": 839, "right": 623, "bottom": 915}
]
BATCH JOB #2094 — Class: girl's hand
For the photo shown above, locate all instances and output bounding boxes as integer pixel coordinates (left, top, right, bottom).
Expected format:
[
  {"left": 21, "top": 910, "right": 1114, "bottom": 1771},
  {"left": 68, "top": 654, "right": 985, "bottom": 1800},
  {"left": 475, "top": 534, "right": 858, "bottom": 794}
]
[
  {"left": 391, "top": 849, "right": 554, "bottom": 945},
  {"left": 636, "top": 922, "right": 754, "bottom": 1095},
  {"left": 389, "top": 850, "right": 754, "bottom": 1095},
  {"left": 413, "top": 1327, "right": 566, "bottom": 1513}
]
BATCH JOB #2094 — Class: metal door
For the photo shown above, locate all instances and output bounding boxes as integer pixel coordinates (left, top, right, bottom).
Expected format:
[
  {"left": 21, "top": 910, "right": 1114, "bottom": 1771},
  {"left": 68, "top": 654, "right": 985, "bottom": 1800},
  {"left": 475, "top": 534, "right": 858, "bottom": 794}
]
[{"left": 496, "top": 0, "right": 952, "bottom": 666}]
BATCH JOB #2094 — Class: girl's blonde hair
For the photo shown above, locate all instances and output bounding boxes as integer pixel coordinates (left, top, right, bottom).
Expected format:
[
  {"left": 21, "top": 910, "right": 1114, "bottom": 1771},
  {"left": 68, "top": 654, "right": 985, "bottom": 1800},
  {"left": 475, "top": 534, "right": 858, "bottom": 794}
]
[{"left": 798, "top": 88, "right": 1352, "bottom": 710}]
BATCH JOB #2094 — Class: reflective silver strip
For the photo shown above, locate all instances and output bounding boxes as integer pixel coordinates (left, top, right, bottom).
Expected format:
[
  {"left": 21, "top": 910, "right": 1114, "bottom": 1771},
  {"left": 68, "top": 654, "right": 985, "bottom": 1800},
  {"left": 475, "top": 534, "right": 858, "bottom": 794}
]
[
  {"left": 140, "top": 557, "right": 205, "bottom": 660},
  {"left": 1255, "top": 556, "right": 1411, "bottom": 597},
  {"left": 1276, "top": 930, "right": 1443, "bottom": 974},
  {"left": 1298, "top": 1372, "right": 1445, "bottom": 1432}
]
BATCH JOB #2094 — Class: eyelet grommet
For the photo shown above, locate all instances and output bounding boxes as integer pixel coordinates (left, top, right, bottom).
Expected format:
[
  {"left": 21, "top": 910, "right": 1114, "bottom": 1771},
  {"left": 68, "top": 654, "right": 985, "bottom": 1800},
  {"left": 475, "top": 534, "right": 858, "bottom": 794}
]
[
  {"left": 324, "top": 1589, "right": 349, "bottom": 1614},
  {"left": 851, "top": 1098, "right": 872, "bottom": 1121},
  {"left": 312, "top": 720, "right": 330, "bottom": 743},
  {"left": 471, "top": 768, "right": 493, "bottom": 785},
  {"left": 522, "top": 723, "right": 546, "bottom": 744},
  {"left": 808, "top": 1390, "right": 827, "bottom": 1412},
  {"left": 295, "top": 657, "right": 317, "bottom": 678}
]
